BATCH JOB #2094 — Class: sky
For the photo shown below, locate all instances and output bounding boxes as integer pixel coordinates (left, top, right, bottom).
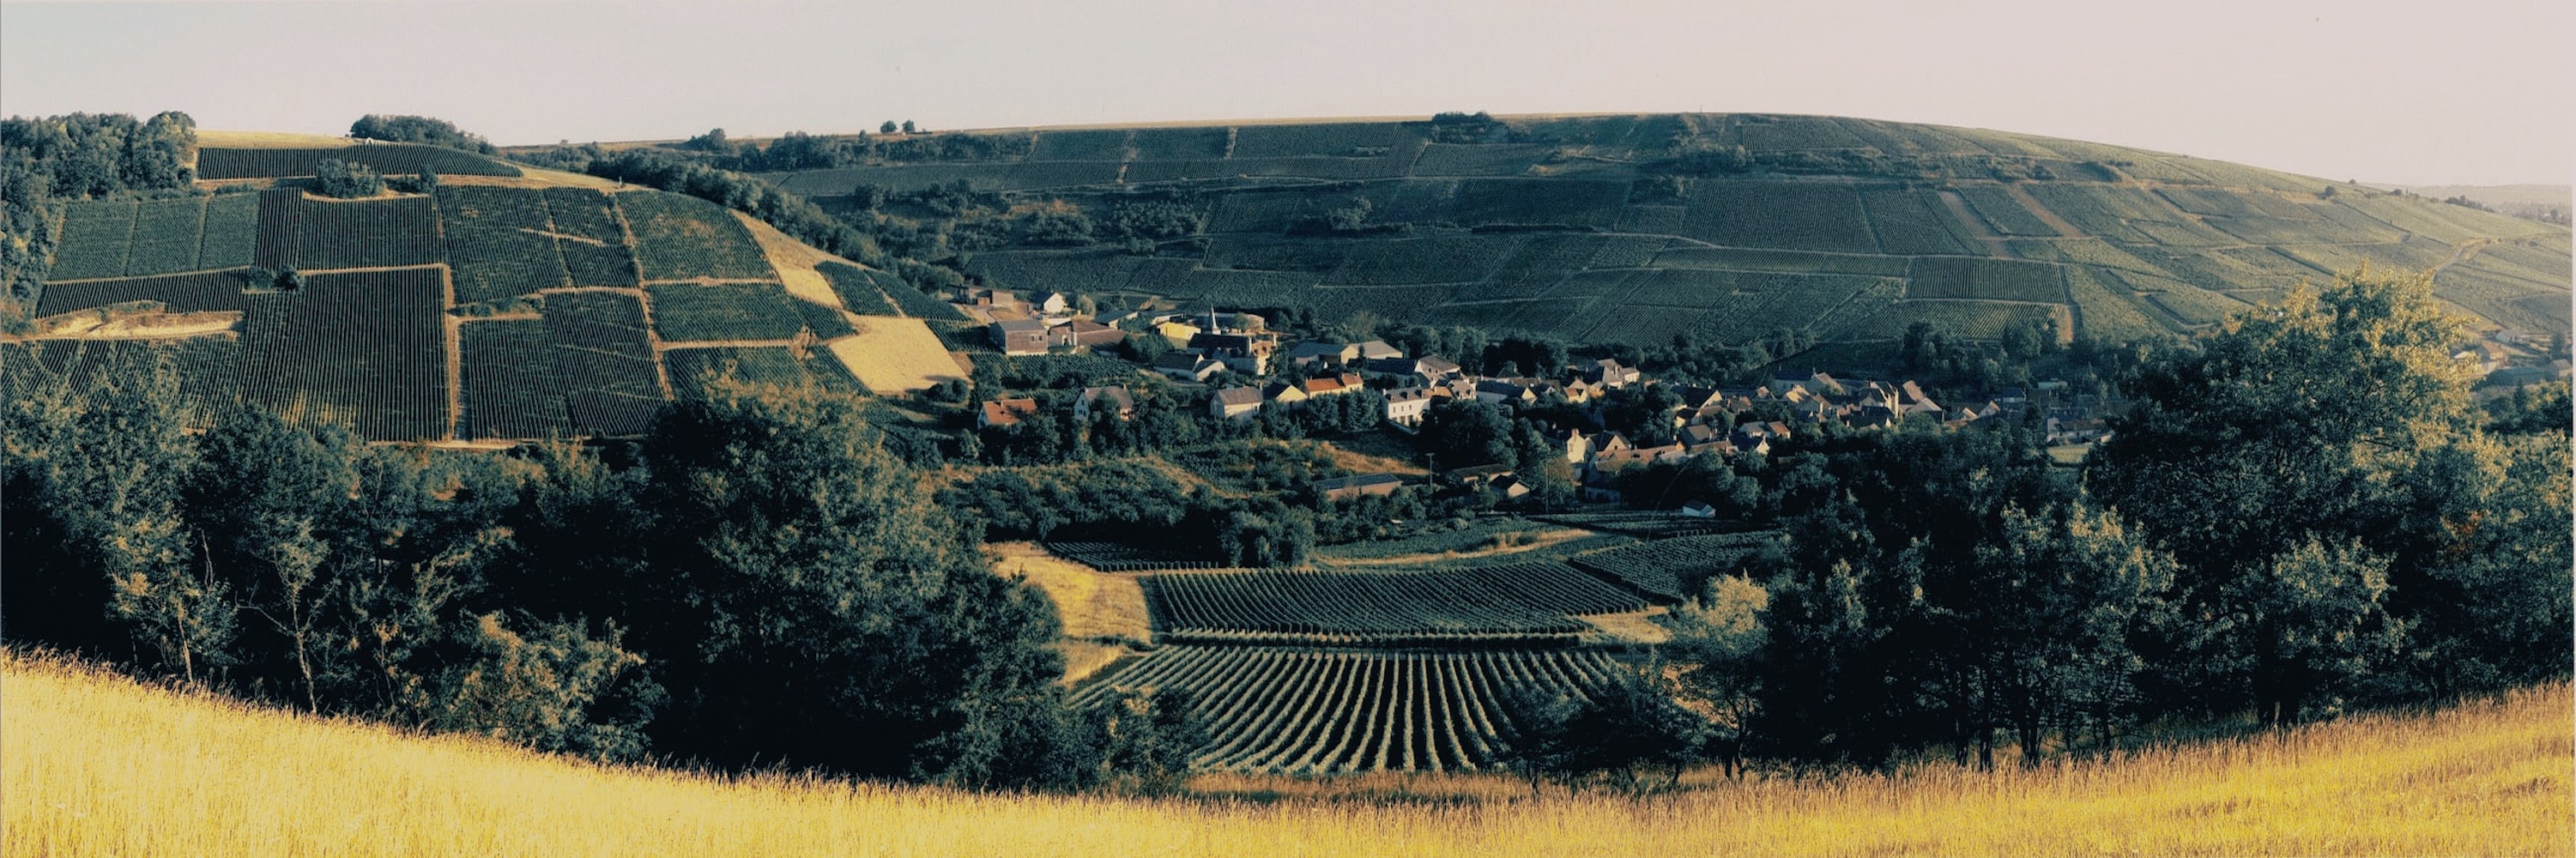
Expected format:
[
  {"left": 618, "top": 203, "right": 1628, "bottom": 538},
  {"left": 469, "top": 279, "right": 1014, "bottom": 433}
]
[{"left": 2, "top": 0, "right": 2567, "bottom": 186}]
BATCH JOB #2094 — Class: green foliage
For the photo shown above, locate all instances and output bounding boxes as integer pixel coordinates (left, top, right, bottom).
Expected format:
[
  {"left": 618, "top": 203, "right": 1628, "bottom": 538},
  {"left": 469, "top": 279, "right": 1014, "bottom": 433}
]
[
  {"left": 615, "top": 191, "right": 777, "bottom": 281},
  {"left": 311, "top": 159, "right": 384, "bottom": 199},
  {"left": 644, "top": 282, "right": 809, "bottom": 341},
  {"left": 348, "top": 114, "right": 497, "bottom": 154}
]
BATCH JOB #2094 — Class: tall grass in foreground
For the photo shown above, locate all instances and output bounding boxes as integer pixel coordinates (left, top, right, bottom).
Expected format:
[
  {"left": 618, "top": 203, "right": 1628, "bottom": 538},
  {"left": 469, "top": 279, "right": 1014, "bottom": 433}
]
[{"left": 5, "top": 650, "right": 2567, "bottom": 857}]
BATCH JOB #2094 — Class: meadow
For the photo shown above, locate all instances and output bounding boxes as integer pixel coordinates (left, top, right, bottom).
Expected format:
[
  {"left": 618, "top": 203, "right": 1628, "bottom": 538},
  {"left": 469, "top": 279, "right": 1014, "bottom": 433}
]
[{"left": 7, "top": 650, "right": 2565, "bottom": 856}]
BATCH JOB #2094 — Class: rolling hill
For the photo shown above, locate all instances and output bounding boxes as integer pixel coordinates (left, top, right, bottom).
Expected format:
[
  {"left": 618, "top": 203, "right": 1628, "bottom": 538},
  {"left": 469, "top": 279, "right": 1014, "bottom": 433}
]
[
  {"left": 741, "top": 113, "right": 2569, "bottom": 349},
  {"left": 5, "top": 138, "right": 965, "bottom": 442}
]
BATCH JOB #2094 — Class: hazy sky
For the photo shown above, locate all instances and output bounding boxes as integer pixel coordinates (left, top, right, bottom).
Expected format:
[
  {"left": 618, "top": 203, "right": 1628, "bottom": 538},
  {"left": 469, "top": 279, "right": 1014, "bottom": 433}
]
[{"left": 3, "top": 0, "right": 2567, "bottom": 185}]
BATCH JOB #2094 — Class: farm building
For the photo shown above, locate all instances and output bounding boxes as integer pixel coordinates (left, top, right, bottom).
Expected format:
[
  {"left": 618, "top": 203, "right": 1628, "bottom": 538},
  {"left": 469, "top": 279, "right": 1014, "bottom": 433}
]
[
  {"left": 1030, "top": 291, "right": 1070, "bottom": 316},
  {"left": 1073, "top": 385, "right": 1136, "bottom": 422},
  {"left": 1049, "top": 318, "right": 1125, "bottom": 348},
  {"left": 1383, "top": 387, "right": 1433, "bottom": 426},
  {"left": 1151, "top": 352, "right": 1224, "bottom": 382},
  {"left": 977, "top": 397, "right": 1040, "bottom": 429},
  {"left": 1211, "top": 386, "right": 1264, "bottom": 420},
  {"left": 989, "top": 318, "right": 1049, "bottom": 355}
]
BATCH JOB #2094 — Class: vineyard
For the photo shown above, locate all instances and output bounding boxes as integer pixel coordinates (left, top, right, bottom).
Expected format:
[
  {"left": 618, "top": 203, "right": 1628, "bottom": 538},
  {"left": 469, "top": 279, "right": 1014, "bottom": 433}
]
[
  {"left": 35, "top": 270, "right": 251, "bottom": 317},
  {"left": 1533, "top": 511, "right": 1738, "bottom": 539},
  {"left": 1567, "top": 531, "right": 1783, "bottom": 601},
  {"left": 815, "top": 262, "right": 900, "bottom": 316},
  {"left": 238, "top": 268, "right": 448, "bottom": 440},
  {"left": 458, "top": 318, "right": 570, "bottom": 439},
  {"left": 663, "top": 346, "right": 861, "bottom": 398},
  {"left": 253, "top": 190, "right": 440, "bottom": 271},
  {"left": 1044, "top": 541, "right": 1227, "bottom": 572},
  {"left": 437, "top": 186, "right": 570, "bottom": 303},
  {"left": 1069, "top": 645, "right": 1626, "bottom": 773},
  {"left": 541, "top": 189, "right": 640, "bottom": 287},
  {"left": 1904, "top": 256, "right": 2066, "bottom": 302},
  {"left": 617, "top": 191, "right": 782, "bottom": 281},
  {"left": 45, "top": 199, "right": 136, "bottom": 281},
  {"left": 1140, "top": 562, "right": 1646, "bottom": 644},
  {"left": 1, "top": 335, "right": 245, "bottom": 424},
  {"left": 538, "top": 291, "right": 664, "bottom": 436},
  {"left": 194, "top": 144, "right": 520, "bottom": 180},
  {"left": 644, "top": 283, "right": 813, "bottom": 341}
]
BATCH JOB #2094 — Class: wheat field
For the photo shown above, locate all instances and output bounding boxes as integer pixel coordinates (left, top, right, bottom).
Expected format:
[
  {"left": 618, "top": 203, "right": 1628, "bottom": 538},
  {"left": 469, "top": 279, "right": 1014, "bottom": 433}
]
[{"left": 5, "top": 650, "right": 2567, "bottom": 857}]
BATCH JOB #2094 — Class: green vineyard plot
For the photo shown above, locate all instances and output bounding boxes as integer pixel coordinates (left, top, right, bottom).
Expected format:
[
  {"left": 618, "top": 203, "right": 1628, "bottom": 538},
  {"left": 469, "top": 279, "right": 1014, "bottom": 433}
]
[
  {"left": 1904, "top": 256, "right": 2065, "bottom": 302},
  {"left": 617, "top": 191, "right": 776, "bottom": 281},
  {"left": 645, "top": 282, "right": 812, "bottom": 341},
  {"left": 252, "top": 189, "right": 440, "bottom": 271},
  {"left": 1070, "top": 646, "right": 1625, "bottom": 773},
  {"left": 2, "top": 335, "right": 245, "bottom": 425},
  {"left": 1568, "top": 531, "right": 1782, "bottom": 601},
  {"left": 438, "top": 186, "right": 570, "bottom": 303},
  {"left": 48, "top": 199, "right": 136, "bottom": 281},
  {"left": 541, "top": 189, "right": 641, "bottom": 287},
  {"left": 1140, "top": 562, "right": 1646, "bottom": 644},
  {"left": 194, "top": 144, "right": 520, "bottom": 180},
  {"left": 663, "top": 346, "right": 862, "bottom": 398},
  {"left": 239, "top": 268, "right": 448, "bottom": 440},
  {"left": 35, "top": 269, "right": 251, "bottom": 317}
]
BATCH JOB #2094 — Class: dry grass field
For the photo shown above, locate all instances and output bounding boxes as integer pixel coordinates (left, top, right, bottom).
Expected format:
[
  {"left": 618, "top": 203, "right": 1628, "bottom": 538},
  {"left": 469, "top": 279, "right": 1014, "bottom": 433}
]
[
  {"left": 824, "top": 315, "right": 966, "bottom": 394},
  {"left": 6, "top": 650, "right": 2566, "bottom": 857}
]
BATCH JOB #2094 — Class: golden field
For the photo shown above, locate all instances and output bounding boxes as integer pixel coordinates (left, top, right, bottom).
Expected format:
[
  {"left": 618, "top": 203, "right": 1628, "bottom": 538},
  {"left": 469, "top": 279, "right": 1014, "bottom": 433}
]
[{"left": 4, "top": 650, "right": 2567, "bottom": 857}]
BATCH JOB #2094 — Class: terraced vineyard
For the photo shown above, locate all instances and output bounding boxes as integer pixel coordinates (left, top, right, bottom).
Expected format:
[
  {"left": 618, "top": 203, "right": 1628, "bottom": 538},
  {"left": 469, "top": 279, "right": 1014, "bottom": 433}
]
[
  {"left": 1140, "top": 562, "right": 1646, "bottom": 644},
  {"left": 734, "top": 113, "right": 2565, "bottom": 353},
  {"left": 22, "top": 143, "right": 940, "bottom": 443},
  {"left": 1069, "top": 646, "right": 1626, "bottom": 773}
]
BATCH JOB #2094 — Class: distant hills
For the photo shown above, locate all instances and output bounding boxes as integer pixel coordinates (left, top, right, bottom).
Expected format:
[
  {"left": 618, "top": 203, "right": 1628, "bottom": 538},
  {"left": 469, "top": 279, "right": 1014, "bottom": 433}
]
[
  {"left": 729, "top": 113, "right": 2567, "bottom": 350},
  {"left": 9, "top": 137, "right": 963, "bottom": 443}
]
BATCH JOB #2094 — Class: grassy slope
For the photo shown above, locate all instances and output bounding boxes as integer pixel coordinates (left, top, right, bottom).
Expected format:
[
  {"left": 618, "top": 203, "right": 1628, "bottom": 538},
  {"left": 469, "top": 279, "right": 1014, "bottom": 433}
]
[
  {"left": 743, "top": 113, "right": 2568, "bottom": 353},
  {"left": 7, "top": 650, "right": 2566, "bottom": 857}
]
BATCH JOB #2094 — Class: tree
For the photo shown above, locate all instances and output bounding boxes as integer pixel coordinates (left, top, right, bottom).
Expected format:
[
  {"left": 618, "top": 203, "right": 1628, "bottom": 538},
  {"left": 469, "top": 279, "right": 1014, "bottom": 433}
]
[
  {"left": 185, "top": 408, "right": 361, "bottom": 711},
  {"left": 634, "top": 378, "right": 1073, "bottom": 782},
  {"left": 311, "top": 158, "right": 383, "bottom": 198},
  {"left": 2089, "top": 270, "right": 2486, "bottom": 722},
  {"left": 1418, "top": 399, "right": 1514, "bottom": 470},
  {"left": 901, "top": 120, "right": 916, "bottom": 134},
  {"left": 1496, "top": 666, "right": 1712, "bottom": 796},
  {"left": 1093, "top": 687, "right": 1206, "bottom": 795},
  {"left": 1665, "top": 575, "right": 1768, "bottom": 777}
]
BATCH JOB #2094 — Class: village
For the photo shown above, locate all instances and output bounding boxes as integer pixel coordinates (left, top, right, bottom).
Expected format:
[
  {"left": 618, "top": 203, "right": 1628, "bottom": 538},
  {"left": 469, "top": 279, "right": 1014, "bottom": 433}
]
[{"left": 957, "top": 287, "right": 2133, "bottom": 505}]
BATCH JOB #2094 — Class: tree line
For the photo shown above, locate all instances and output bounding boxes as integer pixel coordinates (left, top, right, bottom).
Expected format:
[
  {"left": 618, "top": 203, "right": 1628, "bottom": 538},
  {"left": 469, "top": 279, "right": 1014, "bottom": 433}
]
[
  {"left": 1642, "top": 272, "right": 2569, "bottom": 773},
  {"left": 0, "top": 112, "right": 199, "bottom": 312},
  {"left": 2, "top": 371, "right": 1190, "bottom": 789}
]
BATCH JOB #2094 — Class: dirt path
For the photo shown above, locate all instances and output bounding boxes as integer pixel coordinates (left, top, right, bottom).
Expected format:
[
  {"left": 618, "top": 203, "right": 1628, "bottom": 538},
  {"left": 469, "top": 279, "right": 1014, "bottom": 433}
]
[
  {"left": 2433, "top": 238, "right": 2495, "bottom": 278},
  {"left": 1937, "top": 190, "right": 2014, "bottom": 256},
  {"left": 2001, "top": 184, "right": 2086, "bottom": 237}
]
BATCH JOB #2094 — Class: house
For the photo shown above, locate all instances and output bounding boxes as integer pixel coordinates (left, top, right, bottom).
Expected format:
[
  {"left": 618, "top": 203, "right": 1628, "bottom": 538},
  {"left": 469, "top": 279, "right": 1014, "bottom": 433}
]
[
  {"left": 1384, "top": 387, "right": 1434, "bottom": 426},
  {"left": 1263, "top": 382, "right": 1310, "bottom": 405},
  {"left": 1364, "top": 355, "right": 1460, "bottom": 384},
  {"left": 1156, "top": 319, "right": 1202, "bottom": 346},
  {"left": 1679, "top": 500, "right": 1718, "bottom": 518},
  {"left": 1285, "top": 341, "right": 1361, "bottom": 370},
  {"left": 1073, "top": 386, "right": 1136, "bottom": 422},
  {"left": 1189, "top": 330, "right": 1276, "bottom": 375},
  {"left": 1353, "top": 340, "right": 1406, "bottom": 361},
  {"left": 2457, "top": 341, "right": 2512, "bottom": 372},
  {"left": 1211, "top": 386, "right": 1264, "bottom": 420},
  {"left": 1316, "top": 473, "right": 1406, "bottom": 502},
  {"left": 1584, "top": 358, "right": 1642, "bottom": 388},
  {"left": 1447, "top": 463, "right": 1514, "bottom": 487},
  {"left": 1489, "top": 474, "right": 1533, "bottom": 500},
  {"left": 1473, "top": 378, "right": 1535, "bottom": 406},
  {"left": 1049, "top": 318, "right": 1125, "bottom": 348},
  {"left": 1678, "top": 423, "right": 1727, "bottom": 450},
  {"left": 977, "top": 397, "right": 1040, "bottom": 429},
  {"left": 989, "top": 318, "right": 1050, "bottom": 356},
  {"left": 1031, "top": 291, "right": 1070, "bottom": 316},
  {"left": 1592, "top": 432, "right": 1632, "bottom": 456},
  {"left": 1298, "top": 372, "right": 1364, "bottom": 397},
  {"left": 2495, "top": 328, "right": 2531, "bottom": 345},
  {"left": 1901, "top": 381, "right": 1939, "bottom": 411},
  {"left": 1546, "top": 427, "right": 1592, "bottom": 465},
  {"left": 1150, "top": 352, "right": 1223, "bottom": 383},
  {"left": 1560, "top": 378, "right": 1605, "bottom": 404}
]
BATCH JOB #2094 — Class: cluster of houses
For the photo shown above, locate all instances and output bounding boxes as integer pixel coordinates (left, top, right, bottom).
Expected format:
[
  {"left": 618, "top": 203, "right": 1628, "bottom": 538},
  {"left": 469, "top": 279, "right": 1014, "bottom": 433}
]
[{"left": 971, "top": 300, "right": 2126, "bottom": 492}]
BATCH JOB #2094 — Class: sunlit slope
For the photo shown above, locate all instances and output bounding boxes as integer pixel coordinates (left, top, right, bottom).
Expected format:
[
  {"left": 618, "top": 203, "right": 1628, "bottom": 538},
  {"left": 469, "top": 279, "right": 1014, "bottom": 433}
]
[
  {"left": 759, "top": 113, "right": 2568, "bottom": 347},
  {"left": 8, "top": 650, "right": 2565, "bottom": 857},
  {"left": 10, "top": 143, "right": 963, "bottom": 442}
]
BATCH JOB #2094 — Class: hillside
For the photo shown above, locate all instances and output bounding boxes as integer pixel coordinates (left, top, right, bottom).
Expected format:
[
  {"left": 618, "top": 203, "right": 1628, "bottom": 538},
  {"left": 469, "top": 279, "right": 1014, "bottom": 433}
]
[
  {"left": 5, "top": 140, "right": 965, "bottom": 442},
  {"left": 7, "top": 650, "right": 2565, "bottom": 856},
  {"left": 736, "top": 113, "right": 2569, "bottom": 350}
]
